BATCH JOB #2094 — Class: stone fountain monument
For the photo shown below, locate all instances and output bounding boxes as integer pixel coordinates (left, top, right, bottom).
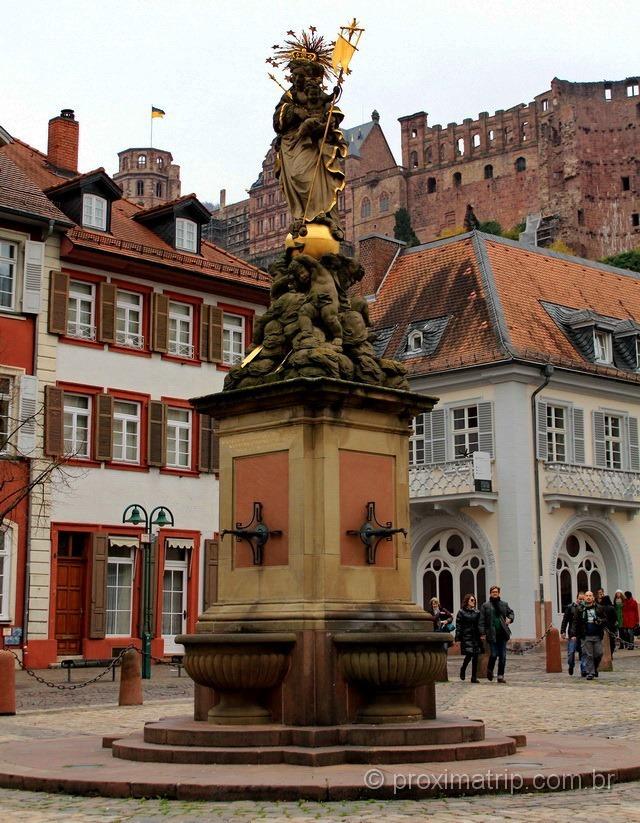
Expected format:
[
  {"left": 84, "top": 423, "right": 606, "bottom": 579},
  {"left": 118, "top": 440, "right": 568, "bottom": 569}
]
[{"left": 112, "top": 22, "right": 517, "bottom": 767}]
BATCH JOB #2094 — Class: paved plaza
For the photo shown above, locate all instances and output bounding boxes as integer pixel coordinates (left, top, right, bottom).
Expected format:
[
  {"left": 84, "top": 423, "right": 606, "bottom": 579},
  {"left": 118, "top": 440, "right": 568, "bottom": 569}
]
[{"left": 1, "top": 652, "right": 640, "bottom": 821}]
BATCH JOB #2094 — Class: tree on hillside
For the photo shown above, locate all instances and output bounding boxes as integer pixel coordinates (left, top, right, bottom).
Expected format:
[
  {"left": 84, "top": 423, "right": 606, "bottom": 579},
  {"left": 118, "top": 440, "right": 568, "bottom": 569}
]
[
  {"left": 393, "top": 208, "right": 420, "bottom": 247},
  {"left": 478, "top": 220, "right": 502, "bottom": 237},
  {"left": 601, "top": 248, "right": 640, "bottom": 274}
]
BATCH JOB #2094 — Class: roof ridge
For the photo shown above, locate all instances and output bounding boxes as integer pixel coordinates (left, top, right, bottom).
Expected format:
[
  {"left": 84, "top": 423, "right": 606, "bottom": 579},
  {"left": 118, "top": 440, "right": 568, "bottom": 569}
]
[{"left": 471, "top": 232, "right": 514, "bottom": 357}]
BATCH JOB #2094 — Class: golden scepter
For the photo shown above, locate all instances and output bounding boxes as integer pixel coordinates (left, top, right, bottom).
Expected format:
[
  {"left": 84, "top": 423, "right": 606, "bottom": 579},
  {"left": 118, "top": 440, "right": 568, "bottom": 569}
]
[{"left": 301, "top": 19, "right": 364, "bottom": 225}]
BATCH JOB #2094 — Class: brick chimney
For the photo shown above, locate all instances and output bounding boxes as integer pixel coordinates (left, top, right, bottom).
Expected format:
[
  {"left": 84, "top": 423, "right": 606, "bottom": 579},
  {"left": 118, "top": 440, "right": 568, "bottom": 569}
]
[{"left": 47, "top": 109, "right": 79, "bottom": 173}]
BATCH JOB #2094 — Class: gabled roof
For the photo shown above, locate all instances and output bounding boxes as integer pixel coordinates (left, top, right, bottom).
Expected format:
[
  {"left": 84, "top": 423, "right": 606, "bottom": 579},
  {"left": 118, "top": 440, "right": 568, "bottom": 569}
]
[
  {"left": 342, "top": 121, "right": 375, "bottom": 158},
  {"left": 133, "top": 193, "right": 210, "bottom": 224},
  {"left": 44, "top": 167, "right": 122, "bottom": 200},
  {"left": 0, "top": 137, "right": 268, "bottom": 289},
  {"left": 0, "top": 152, "right": 72, "bottom": 226},
  {"left": 371, "top": 231, "right": 640, "bottom": 383}
]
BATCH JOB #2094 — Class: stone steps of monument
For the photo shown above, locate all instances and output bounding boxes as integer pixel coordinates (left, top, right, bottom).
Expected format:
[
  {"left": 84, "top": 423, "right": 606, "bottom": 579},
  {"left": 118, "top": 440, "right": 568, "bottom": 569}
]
[
  {"left": 112, "top": 733, "right": 517, "bottom": 767},
  {"left": 141, "top": 715, "right": 486, "bottom": 748}
]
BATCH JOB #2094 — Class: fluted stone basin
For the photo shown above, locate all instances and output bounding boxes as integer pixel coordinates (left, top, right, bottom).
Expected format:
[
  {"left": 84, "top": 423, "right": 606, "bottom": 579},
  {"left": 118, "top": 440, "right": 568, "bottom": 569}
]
[
  {"left": 334, "top": 632, "right": 449, "bottom": 723},
  {"left": 176, "top": 633, "right": 296, "bottom": 725}
]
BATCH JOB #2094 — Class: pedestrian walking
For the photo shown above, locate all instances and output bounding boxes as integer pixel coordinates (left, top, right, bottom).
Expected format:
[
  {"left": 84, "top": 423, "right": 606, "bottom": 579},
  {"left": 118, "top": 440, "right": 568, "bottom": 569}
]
[
  {"left": 561, "top": 591, "right": 585, "bottom": 676},
  {"left": 596, "top": 590, "right": 618, "bottom": 658},
  {"left": 613, "top": 590, "right": 625, "bottom": 649},
  {"left": 622, "top": 590, "right": 639, "bottom": 650},
  {"left": 575, "top": 591, "right": 606, "bottom": 680},
  {"left": 455, "top": 594, "right": 482, "bottom": 683},
  {"left": 479, "top": 585, "right": 514, "bottom": 684}
]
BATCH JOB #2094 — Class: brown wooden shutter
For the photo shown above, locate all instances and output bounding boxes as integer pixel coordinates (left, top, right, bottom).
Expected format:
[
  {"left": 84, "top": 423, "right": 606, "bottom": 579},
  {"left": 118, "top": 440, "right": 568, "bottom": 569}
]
[
  {"left": 44, "top": 385, "right": 64, "bottom": 457},
  {"left": 95, "top": 393, "right": 113, "bottom": 461},
  {"left": 48, "top": 270, "right": 69, "bottom": 335},
  {"left": 200, "top": 304, "right": 211, "bottom": 362},
  {"left": 148, "top": 401, "right": 167, "bottom": 466},
  {"left": 199, "top": 415, "right": 219, "bottom": 473},
  {"left": 98, "top": 283, "right": 117, "bottom": 344},
  {"left": 209, "top": 306, "right": 224, "bottom": 363},
  {"left": 89, "top": 534, "right": 108, "bottom": 639},
  {"left": 151, "top": 293, "right": 169, "bottom": 353},
  {"left": 202, "top": 539, "right": 219, "bottom": 611}
]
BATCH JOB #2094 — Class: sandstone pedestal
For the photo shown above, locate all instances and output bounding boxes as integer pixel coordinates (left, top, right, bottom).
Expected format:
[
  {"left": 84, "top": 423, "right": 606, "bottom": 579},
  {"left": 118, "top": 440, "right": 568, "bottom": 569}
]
[{"left": 179, "top": 378, "right": 444, "bottom": 727}]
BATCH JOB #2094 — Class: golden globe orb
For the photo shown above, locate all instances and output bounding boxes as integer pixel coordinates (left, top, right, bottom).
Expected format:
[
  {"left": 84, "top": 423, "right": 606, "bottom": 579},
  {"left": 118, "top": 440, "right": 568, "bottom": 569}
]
[{"left": 285, "top": 223, "right": 339, "bottom": 259}]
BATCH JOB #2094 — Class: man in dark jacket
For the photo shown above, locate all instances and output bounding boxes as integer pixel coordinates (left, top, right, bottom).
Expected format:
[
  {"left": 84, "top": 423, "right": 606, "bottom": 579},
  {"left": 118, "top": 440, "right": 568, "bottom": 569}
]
[
  {"left": 574, "top": 591, "right": 606, "bottom": 680},
  {"left": 561, "top": 592, "right": 585, "bottom": 676},
  {"left": 596, "top": 590, "right": 618, "bottom": 658},
  {"left": 479, "top": 586, "right": 515, "bottom": 684}
]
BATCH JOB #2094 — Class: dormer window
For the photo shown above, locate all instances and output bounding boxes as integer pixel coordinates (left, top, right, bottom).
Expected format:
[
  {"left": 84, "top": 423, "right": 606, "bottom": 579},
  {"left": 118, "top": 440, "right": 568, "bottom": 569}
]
[
  {"left": 82, "top": 194, "right": 107, "bottom": 230},
  {"left": 176, "top": 218, "right": 197, "bottom": 252},
  {"left": 593, "top": 330, "right": 613, "bottom": 364},
  {"left": 407, "top": 331, "right": 423, "bottom": 352}
]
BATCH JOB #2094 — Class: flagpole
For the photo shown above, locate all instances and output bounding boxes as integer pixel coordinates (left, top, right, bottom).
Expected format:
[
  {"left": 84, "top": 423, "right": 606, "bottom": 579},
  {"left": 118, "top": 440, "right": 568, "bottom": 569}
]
[{"left": 150, "top": 110, "right": 153, "bottom": 148}]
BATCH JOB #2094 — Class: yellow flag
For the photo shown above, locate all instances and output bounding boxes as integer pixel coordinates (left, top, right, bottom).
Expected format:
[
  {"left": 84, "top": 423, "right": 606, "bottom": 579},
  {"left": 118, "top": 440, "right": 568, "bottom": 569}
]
[
  {"left": 331, "top": 34, "right": 356, "bottom": 73},
  {"left": 151, "top": 106, "right": 165, "bottom": 119}
]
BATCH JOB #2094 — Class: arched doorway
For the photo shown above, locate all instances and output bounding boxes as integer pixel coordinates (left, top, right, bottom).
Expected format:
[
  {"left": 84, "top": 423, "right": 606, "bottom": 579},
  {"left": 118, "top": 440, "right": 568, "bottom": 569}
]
[
  {"left": 418, "top": 529, "right": 487, "bottom": 615},
  {"left": 555, "top": 529, "right": 606, "bottom": 615}
]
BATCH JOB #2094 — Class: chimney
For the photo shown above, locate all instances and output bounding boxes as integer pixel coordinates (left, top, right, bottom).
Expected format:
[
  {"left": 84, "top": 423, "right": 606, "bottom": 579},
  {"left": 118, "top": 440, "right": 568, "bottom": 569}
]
[
  {"left": 47, "top": 109, "right": 79, "bottom": 173},
  {"left": 219, "top": 188, "right": 226, "bottom": 213}
]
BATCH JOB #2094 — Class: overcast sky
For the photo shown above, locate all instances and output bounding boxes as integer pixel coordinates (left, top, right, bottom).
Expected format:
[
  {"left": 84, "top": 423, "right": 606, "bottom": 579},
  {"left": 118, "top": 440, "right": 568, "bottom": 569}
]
[{"left": 2, "top": 0, "right": 639, "bottom": 205}]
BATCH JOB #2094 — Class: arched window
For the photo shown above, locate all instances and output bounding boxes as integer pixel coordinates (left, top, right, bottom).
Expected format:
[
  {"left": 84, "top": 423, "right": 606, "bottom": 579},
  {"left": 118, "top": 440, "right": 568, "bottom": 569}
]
[
  {"left": 410, "top": 151, "right": 418, "bottom": 169},
  {"left": 456, "top": 137, "right": 465, "bottom": 156},
  {"left": 515, "top": 156, "right": 526, "bottom": 172},
  {"left": 453, "top": 172, "right": 462, "bottom": 188},
  {"left": 427, "top": 177, "right": 437, "bottom": 194},
  {"left": 155, "top": 182, "right": 162, "bottom": 197},
  {"left": 136, "top": 180, "right": 144, "bottom": 197},
  {"left": 361, "top": 197, "right": 371, "bottom": 219},
  {"left": 425, "top": 146, "right": 432, "bottom": 164},
  {"left": 156, "top": 157, "right": 164, "bottom": 169},
  {"left": 555, "top": 531, "right": 606, "bottom": 615},
  {"left": 407, "top": 330, "right": 423, "bottom": 352},
  {"left": 484, "top": 164, "right": 494, "bottom": 180},
  {"left": 137, "top": 154, "right": 147, "bottom": 168},
  {"left": 472, "top": 133, "right": 480, "bottom": 149},
  {"left": 379, "top": 192, "right": 390, "bottom": 213},
  {"left": 419, "top": 530, "right": 486, "bottom": 615}
]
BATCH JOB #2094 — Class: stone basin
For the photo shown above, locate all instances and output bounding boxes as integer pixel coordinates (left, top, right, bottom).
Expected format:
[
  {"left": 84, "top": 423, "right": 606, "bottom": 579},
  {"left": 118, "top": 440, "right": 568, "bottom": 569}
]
[
  {"left": 333, "top": 631, "right": 450, "bottom": 723},
  {"left": 176, "top": 632, "right": 296, "bottom": 725}
]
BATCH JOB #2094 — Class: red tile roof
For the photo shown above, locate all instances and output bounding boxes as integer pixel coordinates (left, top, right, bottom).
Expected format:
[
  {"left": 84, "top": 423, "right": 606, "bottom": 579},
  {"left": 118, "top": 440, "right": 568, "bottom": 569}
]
[
  {"left": 372, "top": 231, "right": 640, "bottom": 383},
  {"left": 0, "top": 139, "right": 269, "bottom": 290},
  {"left": 0, "top": 152, "right": 71, "bottom": 225}
]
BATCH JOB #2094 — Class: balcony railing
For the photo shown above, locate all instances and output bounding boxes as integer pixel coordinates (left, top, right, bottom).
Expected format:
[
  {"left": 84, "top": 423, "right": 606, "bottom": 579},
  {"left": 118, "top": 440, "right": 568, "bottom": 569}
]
[
  {"left": 168, "top": 340, "right": 195, "bottom": 359},
  {"left": 115, "top": 330, "right": 144, "bottom": 349},
  {"left": 544, "top": 462, "right": 640, "bottom": 503},
  {"left": 410, "top": 458, "right": 475, "bottom": 497},
  {"left": 66, "top": 322, "right": 96, "bottom": 341}
]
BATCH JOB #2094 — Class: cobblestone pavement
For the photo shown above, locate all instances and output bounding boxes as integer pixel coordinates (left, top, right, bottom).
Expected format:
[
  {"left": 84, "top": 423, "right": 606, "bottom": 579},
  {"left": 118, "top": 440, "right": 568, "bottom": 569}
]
[{"left": 1, "top": 652, "right": 640, "bottom": 821}]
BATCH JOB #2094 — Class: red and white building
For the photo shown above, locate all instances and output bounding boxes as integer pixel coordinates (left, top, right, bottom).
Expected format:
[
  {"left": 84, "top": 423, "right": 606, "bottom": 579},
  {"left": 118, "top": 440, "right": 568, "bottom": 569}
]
[{"left": 0, "top": 111, "right": 269, "bottom": 667}]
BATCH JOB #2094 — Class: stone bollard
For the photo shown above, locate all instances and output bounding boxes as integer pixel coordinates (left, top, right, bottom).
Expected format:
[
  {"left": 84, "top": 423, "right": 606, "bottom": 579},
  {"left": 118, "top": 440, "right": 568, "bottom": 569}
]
[
  {"left": 545, "top": 627, "right": 562, "bottom": 673},
  {"left": 118, "top": 649, "right": 143, "bottom": 706},
  {"left": 599, "top": 633, "right": 613, "bottom": 672},
  {"left": 0, "top": 650, "right": 16, "bottom": 715}
]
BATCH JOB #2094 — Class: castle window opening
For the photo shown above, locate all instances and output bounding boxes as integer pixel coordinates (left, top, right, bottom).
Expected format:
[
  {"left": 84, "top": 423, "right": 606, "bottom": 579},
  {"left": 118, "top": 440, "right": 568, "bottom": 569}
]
[
  {"left": 156, "top": 157, "right": 164, "bottom": 168},
  {"left": 484, "top": 164, "right": 493, "bottom": 180},
  {"left": 453, "top": 172, "right": 462, "bottom": 188},
  {"left": 488, "top": 129, "right": 495, "bottom": 142},
  {"left": 622, "top": 176, "right": 630, "bottom": 191},
  {"left": 410, "top": 151, "right": 418, "bottom": 169},
  {"left": 155, "top": 182, "right": 162, "bottom": 198},
  {"left": 577, "top": 209, "right": 585, "bottom": 226},
  {"left": 604, "top": 84, "right": 612, "bottom": 101},
  {"left": 427, "top": 177, "right": 437, "bottom": 194},
  {"left": 121, "top": 157, "right": 128, "bottom": 171},
  {"left": 379, "top": 192, "right": 390, "bottom": 213},
  {"left": 361, "top": 197, "right": 371, "bottom": 219},
  {"left": 136, "top": 180, "right": 144, "bottom": 197},
  {"left": 411, "top": 128, "right": 418, "bottom": 138},
  {"left": 515, "top": 157, "right": 527, "bottom": 172},
  {"left": 542, "top": 99, "right": 549, "bottom": 112},
  {"left": 626, "top": 81, "right": 639, "bottom": 97},
  {"left": 472, "top": 133, "right": 480, "bottom": 149},
  {"left": 456, "top": 137, "right": 465, "bottom": 156},
  {"left": 633, "top": 213, "right": 640, "bottom": 228},
  {"left": 425, "top": 146, "right": 432, "bottom": 164},
  {"left": 137, "top": 154, "right": 147, "bottom": 168},
  {"left": 521, "top": 121, "right": 528, "bottom": 141}
]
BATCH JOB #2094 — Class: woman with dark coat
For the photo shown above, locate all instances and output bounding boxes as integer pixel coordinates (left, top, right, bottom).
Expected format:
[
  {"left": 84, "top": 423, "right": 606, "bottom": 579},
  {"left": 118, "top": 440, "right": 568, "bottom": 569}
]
[{"left": 455, "top": 593, "right": 482, "bottom": 683}]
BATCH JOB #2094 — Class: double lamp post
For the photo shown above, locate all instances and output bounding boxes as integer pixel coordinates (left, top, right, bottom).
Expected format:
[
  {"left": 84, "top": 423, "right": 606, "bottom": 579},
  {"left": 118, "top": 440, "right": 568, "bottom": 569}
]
[{"left": 122, "top": 503, "right": 175, "bottom": 679}]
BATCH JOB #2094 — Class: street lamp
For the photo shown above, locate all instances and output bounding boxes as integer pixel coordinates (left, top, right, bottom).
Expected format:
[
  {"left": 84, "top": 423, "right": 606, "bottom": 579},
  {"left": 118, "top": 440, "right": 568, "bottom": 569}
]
[{"left": 122, "top": 503, "right": 175, "bottom": 679}]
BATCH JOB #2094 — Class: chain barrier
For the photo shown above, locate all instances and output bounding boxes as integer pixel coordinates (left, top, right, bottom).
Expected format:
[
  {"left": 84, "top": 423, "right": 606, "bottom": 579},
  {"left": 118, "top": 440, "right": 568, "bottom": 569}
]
[
  {"left": 4, "top": 644, "right": 137, "bottom": 690},
  {"left": 604, "top": 626, "right": 640, "bottom": 650},
  {"left": 506, "top": 626, "right": 553, "bottom": 655}
]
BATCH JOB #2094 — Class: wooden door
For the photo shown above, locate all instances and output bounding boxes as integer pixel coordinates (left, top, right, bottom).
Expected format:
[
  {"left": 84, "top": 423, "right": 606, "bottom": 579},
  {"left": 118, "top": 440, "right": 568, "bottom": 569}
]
[{"left": 55, "top": 541, "right": 86, "bottom": 655}]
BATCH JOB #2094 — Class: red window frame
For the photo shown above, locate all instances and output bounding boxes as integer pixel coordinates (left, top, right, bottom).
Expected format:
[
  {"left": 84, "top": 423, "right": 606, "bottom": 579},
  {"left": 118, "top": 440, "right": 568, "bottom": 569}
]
[
  {"left": 216, "top": 302, "right": 255, "bottom": 372},
  {"left": 161, "top": 290, "right": 203, "bottom": 366},
  {"left": 109, "top": 279, "right": 153, "bottom": 359},
  {"left": 106, "top": 388, "right": 150, "bottom": 473},
  {"left": 56, "top": 381, "right": 103, "bottom": 467},
  {"left": 59, "top": 268, "right": 106, "bottom": 351},
  {"left": 160, "top": 395, "right": 198, "bottom": 477}
]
